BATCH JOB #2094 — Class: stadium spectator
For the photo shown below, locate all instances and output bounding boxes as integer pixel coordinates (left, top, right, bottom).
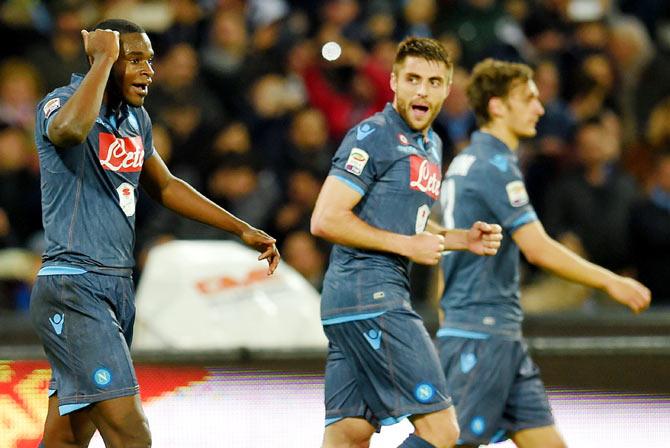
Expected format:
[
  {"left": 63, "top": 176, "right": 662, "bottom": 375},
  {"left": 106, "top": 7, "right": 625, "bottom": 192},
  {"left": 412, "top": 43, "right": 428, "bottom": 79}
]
[
  {"left": 544, "top": 114, "right": 639, "bottom": 272},
  {"left": 630, "top": 148, "right": 670, "bottom": 306}
]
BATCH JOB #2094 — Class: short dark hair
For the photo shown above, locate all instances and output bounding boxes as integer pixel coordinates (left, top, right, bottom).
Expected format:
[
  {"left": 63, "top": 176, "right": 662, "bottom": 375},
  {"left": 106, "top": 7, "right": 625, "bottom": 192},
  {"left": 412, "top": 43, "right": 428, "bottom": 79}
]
[
  {"left": 393, "top": 37, "right": 452, "bottom": 75},
  {"left": 91, "top": 19, "right": 145, "bottom": 34},
  {"left": 467, "top": 58, "right": 534, "bottom": 126}
]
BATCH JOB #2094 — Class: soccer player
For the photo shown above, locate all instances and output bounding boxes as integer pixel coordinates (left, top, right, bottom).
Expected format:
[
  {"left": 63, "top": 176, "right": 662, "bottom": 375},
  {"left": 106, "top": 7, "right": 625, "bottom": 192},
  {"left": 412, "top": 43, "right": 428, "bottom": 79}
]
[
  {"left": 436, "top": 58, "right": 651, "bottom": 448},
  {"left": 30, "top": 20, "right": 279, "bottom": 447},
  {"left": 311, "top": 37, "right": 503, "bottom": 448}
]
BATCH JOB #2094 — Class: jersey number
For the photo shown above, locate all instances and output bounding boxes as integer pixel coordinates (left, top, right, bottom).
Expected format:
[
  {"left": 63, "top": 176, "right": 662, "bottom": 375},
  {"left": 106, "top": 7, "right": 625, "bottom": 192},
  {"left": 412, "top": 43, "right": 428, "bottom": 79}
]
[{"left": 441, "top": 178, "right": 455, "bottom": 230}]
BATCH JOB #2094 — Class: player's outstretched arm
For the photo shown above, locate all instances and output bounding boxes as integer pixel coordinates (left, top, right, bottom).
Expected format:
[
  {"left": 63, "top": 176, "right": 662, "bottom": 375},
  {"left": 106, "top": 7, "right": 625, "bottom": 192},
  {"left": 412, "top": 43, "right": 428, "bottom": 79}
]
[
  {"left": 427, "top": 220, "right": 502, "bottom": 255},
  {"left": 513, "top": 221, "right": 651, "bottom": 313},
  {"left": 141, "top": 153, "right": 280, "bottom": 275},
  {"left": 310, "top": 176, "right": 445, "bottom": 265},
  {"left": 48, "top": 29, "right": 120, "bottom": 147}
]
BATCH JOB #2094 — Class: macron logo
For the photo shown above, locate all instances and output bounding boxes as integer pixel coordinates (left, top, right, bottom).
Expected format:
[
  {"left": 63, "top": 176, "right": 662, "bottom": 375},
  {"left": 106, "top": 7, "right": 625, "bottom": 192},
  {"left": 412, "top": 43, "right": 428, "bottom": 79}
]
[
  {"left": 363, "top": 329, "right": 382, "bottom": 350},
  {"left": 49, "top": 313, "right": 64, "bottom": 335},
  {"left": 356, "top": 124, "right": 375, "bottom": 140}
]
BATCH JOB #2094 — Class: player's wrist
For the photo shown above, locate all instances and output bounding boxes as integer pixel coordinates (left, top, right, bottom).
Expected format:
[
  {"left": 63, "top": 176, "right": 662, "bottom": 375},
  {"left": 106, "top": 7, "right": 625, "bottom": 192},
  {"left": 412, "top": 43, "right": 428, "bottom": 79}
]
[
  {"left": 444, "top": 229, "right": 468, "bottom": 251},
  {"left": 90, "top": 54, "right": 116, "bottom": 68},
  {"left": 233, "top": 220, "right": 253, "bottom": 238},
  {"left": 394, "top": 234, "right": 413, "bottom": 258},
  {"left": 598, "top": 271, "right": 619, "bottom": 292}
]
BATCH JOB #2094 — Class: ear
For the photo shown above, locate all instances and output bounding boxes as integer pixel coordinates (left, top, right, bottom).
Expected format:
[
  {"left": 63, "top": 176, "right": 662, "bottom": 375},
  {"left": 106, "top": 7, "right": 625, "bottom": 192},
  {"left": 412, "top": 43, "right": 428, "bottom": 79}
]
[
  {"left": 389, "top": 72, "right": 397, "bottom": 94},
  {"left": 488, "top": 97, "right": 506, "bottom": 119}
]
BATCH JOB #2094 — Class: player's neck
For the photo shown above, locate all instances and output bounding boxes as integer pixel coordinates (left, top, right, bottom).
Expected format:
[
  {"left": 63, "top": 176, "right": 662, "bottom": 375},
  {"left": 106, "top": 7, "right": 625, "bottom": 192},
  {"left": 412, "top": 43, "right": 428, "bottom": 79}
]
[
  {"left": 479, "top": 122, "right": 519, "bottom": 151},
  {"left": 102, "top": 92, "right": 124, "bottom": 115}
]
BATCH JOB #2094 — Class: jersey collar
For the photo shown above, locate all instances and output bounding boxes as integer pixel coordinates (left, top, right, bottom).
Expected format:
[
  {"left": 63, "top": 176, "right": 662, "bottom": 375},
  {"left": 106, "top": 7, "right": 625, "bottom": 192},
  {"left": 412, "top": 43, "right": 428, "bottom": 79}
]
[
  {"left": 383, "top": 102, "right": 437, "bottom": 156},
  {"left": 470, "top": 130, "right": 514, "bottom": 155}
]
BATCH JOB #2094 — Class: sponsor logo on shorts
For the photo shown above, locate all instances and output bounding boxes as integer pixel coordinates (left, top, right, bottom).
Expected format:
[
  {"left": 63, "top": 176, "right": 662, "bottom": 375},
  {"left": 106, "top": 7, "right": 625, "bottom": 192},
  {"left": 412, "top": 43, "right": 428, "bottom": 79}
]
[
  {"left": 470, "top": 416, "right": 486, "bottom": 436},
  {"left": 414, "top": 382, "right": 436, "bottom": 403},
  {"left": 49, "top": 313, "right": 64, "bottom": 335},
  {"left": 93, "top": 368, "right": 112, "bottom": 387},
  {"left": 99, "top": 133, "right": 144, "bottom": 172},
  {"left": 363, "top": 329, "right": 382, "bottom": 350},
  {"left": 460, "top": 352, "right": 477, "bottom": 373}
]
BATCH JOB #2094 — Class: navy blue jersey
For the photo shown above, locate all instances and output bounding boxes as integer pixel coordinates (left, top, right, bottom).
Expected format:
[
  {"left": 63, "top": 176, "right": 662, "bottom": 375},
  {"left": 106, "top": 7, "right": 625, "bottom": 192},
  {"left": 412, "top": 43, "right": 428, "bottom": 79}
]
[
  {"left": 35, "top": 74, "right": 155, "bottom": 273},
  {"left": 438, "top": 131, "right": 537, "bottom": 334},
  {"left": 321, "top": 103, "right": 443, "bottom": 322}
]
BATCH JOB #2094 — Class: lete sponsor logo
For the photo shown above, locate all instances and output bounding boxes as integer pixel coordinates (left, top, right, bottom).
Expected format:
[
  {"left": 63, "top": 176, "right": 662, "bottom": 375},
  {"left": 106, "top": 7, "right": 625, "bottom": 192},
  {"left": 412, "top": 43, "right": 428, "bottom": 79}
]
[
  {"left": 409, "top": 155, "right": 441, "bottom": 199},
  {"left": 99, "top": 133, "right": 144, "bottom": 172}
]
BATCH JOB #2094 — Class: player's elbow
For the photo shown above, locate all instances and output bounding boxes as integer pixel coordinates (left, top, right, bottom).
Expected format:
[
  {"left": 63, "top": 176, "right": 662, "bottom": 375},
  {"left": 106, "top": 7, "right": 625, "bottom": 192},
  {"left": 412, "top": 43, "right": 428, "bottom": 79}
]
[
  {"left": 310, "top": 212, "right": 328, "bottom": 239},
  {"left": 48, "top": 121, "right": 88, "bottom": 147},
  {"left": 310, "top": 209, "right": 337, "bottom": 241},
  {"left": 521, "top": 245, "right": 546, "bottom": 266}
]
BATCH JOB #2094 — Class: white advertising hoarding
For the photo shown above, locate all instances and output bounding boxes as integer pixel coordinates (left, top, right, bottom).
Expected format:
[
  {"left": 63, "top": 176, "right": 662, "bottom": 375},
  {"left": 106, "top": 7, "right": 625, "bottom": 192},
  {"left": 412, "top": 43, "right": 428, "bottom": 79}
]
[{"left": 133, "top": 240, "right": 327, "bottom": 353}]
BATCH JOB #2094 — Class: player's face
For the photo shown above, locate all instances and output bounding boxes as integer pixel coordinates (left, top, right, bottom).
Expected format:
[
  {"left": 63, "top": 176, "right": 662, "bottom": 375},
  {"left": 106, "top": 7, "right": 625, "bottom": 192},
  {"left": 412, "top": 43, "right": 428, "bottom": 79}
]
[
  {"left": 501, "top": 80, "right": 545, "bottom": 138},
  {"left": 110, "top": 33, "right": 154, "bottom": 107},
  {"left": 391, "top": 56, "right": 451, "bottom": 133}
]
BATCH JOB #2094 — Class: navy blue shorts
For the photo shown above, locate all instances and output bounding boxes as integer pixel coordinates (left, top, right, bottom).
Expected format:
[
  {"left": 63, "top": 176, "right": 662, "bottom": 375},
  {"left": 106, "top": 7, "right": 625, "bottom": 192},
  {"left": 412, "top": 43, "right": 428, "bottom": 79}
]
[
  {"left": 436, "top": 332, "right": 554, "bottom": 445},
  {"left": 30, "top": 272, "right": 139, "bottom": 415},
  {"left": 323, "top": 308, "right": 452, "bottom": 429}
]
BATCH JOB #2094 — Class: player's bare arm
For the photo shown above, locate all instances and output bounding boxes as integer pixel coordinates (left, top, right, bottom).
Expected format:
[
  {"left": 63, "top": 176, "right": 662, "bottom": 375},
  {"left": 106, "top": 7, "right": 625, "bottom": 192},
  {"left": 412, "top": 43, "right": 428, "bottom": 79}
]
[
  {"left": 513, "top": 221, "right": 651, "bottom": 313},
  {"left": 427, "top": 219, "right": 502, "bottom": 255},
  {"left": 311, "top": 175, "right": 445, "bottom": 265},
  {"left": 141, "top": 153, "right": 280, "bottom": 274},
  {"left": 48, "top": 29, "right": 120, "bottom": 147}
]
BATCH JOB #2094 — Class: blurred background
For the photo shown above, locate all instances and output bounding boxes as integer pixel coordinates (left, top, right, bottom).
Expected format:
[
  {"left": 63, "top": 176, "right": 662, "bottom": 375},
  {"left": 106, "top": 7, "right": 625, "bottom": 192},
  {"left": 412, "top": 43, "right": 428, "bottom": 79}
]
[{"left": 0, "top": 0, "right": 669, "bottom": 446}]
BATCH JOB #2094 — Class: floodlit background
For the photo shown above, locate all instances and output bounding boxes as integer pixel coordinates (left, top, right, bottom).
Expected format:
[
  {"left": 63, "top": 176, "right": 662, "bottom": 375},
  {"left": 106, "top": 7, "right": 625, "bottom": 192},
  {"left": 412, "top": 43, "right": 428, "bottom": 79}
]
[{"left": 1, "top": 1, "right": 670, "bottom": 447}]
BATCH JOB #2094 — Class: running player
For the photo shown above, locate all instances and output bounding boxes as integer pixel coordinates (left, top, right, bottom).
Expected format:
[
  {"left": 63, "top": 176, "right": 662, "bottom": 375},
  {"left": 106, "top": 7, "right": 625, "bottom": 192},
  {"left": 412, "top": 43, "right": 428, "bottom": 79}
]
[
  {"left": 436, "top": 58, "right": 650, "bottom": 448},
  {"left": 30, "top": 19, "right": 279, "bottom": 447},
  {"left": 311, "top": 37, "right": 502, "bottom": 448}
]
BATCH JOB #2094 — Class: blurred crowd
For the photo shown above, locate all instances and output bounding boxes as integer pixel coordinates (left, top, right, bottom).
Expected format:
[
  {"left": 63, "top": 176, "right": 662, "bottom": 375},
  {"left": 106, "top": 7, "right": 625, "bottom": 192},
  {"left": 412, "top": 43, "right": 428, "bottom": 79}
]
[{"left": 0, "top": 0, "right": 669, "bottom": 314}]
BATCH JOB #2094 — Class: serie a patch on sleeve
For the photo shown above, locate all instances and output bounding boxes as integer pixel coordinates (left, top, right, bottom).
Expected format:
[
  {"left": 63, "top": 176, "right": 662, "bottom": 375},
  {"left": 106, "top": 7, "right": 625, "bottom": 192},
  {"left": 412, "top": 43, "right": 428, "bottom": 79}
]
[
  {"left": 43, "top": 98, "right": 61, "bottom": 118},
  {"left": 505, "top": 180, "right": 529, "bottom": 207},
  {"left": 345, "top": 147, "right": 369, "bottom": 176}
]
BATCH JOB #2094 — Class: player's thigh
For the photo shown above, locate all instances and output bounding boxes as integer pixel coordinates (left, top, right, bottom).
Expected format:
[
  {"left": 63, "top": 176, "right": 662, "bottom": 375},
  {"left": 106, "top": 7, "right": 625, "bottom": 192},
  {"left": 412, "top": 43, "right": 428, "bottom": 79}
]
[
  {"left": 322, "top": 417, "right": 375, "bottom": 448},
  {"left": 504, "top": 343, "right": 555, "bottom": 436},
  {"left": 88, "top": 394, "right": 150, "bottom": 445},
  {"left": 43, "top": 394, "right": 97, "bottom": 447},
  {"left": 323, "top": 339, "right": 368, "bottom": 424},
  {"left": 31, "top": 273, "right": 139, "bottom": 410},
  {"left": 511, "top": 424, "right": 566, "bottom": 448},
  {"left": 324, "top": 310, "right": 451, "bottom": 426},
  {"left": 436, "top": 336, "right": 513, "bottom": 444},
  {"left": 411, "top": 406, "right": 460, "bottom": 448}
]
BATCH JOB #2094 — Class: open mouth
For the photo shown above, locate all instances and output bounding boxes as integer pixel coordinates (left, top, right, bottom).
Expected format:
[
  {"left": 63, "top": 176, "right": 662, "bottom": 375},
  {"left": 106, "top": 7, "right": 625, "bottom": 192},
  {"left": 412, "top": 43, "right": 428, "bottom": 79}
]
[
  {"left": 131, "top": 83, "right": 149, "bottom": 96},
  {"left": 411, "top": 104, "right": 430, "bottom": 118}
]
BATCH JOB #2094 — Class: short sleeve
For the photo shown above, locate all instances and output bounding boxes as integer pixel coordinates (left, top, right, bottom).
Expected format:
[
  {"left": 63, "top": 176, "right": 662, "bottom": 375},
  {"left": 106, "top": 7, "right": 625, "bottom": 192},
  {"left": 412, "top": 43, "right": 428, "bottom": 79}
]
[
  {"left": 36, "top": 90, "right": 71, "bottom": 142},
  {"left": 477, "top": 156, "right": 538, "bottom": 233},
  {"left": 328, "top": 125, "right": 384, "bottom": 196}
]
